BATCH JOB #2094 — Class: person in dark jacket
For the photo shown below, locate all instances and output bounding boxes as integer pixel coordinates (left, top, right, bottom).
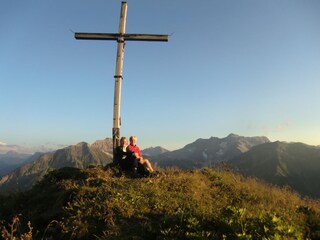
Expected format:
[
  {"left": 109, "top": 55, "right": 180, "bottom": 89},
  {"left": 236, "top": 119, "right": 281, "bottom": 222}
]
[{"left": 115, "top": 137, "right": 137, "bottom": 171}]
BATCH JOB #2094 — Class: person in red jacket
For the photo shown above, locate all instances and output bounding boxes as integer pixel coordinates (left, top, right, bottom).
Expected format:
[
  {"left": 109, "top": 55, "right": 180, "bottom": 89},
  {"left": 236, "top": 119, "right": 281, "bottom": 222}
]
[{"left": 127, "top": 136, "right": 154, "bottom": 173}]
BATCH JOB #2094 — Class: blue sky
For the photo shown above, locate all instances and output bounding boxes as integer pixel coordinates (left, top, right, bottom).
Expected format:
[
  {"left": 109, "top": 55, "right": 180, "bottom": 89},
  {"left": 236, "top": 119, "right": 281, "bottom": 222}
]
[{"left": 1, "top": 0, "right": 320, "bottom": 150}]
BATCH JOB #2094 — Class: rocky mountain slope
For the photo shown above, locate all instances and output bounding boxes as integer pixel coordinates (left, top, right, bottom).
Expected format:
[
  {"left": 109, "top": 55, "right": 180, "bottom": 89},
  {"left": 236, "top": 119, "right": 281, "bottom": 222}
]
[
  {"left": 0, "top": 139, "right": 113, "bottom": 192},
  {"left": 90, "top": 138, "right": 113, "bottom": 154},
  {"left": 141, "top": 146, "right": 169, "bottom": 156},
  {"left": 0, "top": 151, "right": 31, "bottom": 176},
  {"left": 0, "top": 152, "right": 42, "bottom": 176},
  {"left": 229, "top": 141, "right": 320, "bottom": 198},
  {"left": 152, "top": 134, "right": 270, "bottom": 168}
]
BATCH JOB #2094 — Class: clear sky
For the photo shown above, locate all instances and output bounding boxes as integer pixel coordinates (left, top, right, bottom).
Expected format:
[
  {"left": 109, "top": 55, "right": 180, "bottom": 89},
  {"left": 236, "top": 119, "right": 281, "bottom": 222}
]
[{"left": 1, "top": 0, "right": 320, "bottom": 151}]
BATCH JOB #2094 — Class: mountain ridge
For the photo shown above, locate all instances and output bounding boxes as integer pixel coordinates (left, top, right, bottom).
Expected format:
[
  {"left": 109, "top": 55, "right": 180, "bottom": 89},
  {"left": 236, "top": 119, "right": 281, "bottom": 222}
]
[
  {"left": 0, "top": 152, "right": 43, "bottom": 177},
  {"left": 229, "top": 141, "right": 320, "bottom": 198},
  {"left": 152, "top": 133, "right": 270, "bottom": 168},
  {"left": 2, "top": 134, "right": 320, "bottom": 199},
  {"left": 0, "top": 142, "right": 68, "bottom": 154},
  {"left": 141, "top": 146, "right": 169, "bottom": 156},
  {"left": 0, "top": 140, "right": 113, "bottom": 192}
]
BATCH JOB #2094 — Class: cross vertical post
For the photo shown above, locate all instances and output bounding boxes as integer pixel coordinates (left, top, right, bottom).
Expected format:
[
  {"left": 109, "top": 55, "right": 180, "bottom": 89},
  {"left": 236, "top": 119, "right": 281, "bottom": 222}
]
[
  {"left": 74, "top": 1, "right": 168, "bottom": 161},
  {"left": 112, "top": 2, "right": 127, "bottom": 156}
]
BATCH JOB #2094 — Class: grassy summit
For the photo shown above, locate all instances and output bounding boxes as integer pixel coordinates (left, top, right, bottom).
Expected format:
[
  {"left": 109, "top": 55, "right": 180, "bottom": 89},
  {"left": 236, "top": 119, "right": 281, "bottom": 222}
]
[{"left": 1, "top": 165, "right": 320, "bottom": 239}]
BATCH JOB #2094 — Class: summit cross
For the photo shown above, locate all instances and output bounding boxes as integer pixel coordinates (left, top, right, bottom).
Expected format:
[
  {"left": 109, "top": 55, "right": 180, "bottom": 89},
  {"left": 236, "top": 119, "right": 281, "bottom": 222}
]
[{"left": 74, "top": 1, "right": 168, "bottom": 159}]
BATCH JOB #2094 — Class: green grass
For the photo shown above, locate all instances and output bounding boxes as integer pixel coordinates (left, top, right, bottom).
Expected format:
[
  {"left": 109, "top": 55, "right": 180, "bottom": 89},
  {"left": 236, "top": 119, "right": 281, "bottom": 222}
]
[{"left": 1, "top": 165, "right": 320, "bottom": 239}]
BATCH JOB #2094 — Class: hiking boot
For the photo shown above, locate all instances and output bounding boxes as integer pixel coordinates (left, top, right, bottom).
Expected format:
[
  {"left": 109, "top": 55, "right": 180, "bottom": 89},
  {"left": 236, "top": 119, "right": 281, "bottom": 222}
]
[
  {"left": 131, "top": 168, "right": 139, "bottom": 178},
  {"left": 149, "top": 171, "right": 160, "bottom": 178}
]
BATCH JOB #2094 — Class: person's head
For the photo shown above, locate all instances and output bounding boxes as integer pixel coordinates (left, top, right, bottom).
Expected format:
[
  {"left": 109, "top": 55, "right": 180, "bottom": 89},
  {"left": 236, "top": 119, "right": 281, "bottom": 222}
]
[
  {"left": 129, "top": 136, "right": 137, "bottom": 146},
  {"left": 120, "top": 137, "right": 128, "bottom": 147}
]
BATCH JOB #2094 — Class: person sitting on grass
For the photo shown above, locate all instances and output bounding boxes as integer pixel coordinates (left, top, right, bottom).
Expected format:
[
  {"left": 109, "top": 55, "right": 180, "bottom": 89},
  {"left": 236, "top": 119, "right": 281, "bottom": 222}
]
[
  {"left": 115, "top": 137, "right": 138, "bottom": 171},
  {"left": 127, "top": 136, "right": 155, "bottom": 174}
]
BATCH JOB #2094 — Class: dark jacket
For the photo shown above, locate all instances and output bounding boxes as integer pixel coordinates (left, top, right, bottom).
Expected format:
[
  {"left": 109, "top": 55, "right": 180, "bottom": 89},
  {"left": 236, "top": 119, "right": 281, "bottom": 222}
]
[{"left": 115, "top": 146, "right": 137, "bottom": 171}]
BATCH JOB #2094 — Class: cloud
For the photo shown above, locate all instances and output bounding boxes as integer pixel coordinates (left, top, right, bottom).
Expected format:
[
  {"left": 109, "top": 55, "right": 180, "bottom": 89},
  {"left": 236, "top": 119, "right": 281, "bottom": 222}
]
[
  {"left": 0, "top": 141, "right": 7, "bottom": 146},
  {"left": 274, "top": 122, "right": 293, "bottom": 132},
  {"left": 247, "top": 121, "right": 293, "bottom": 134},
  {"left": 260, "top": 121, "right": 293, "bottom": 135}
]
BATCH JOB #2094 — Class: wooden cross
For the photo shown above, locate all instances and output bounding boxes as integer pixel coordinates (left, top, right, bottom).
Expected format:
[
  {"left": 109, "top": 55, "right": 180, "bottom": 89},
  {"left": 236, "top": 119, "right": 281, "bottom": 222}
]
[{"left": 75, "top": 1, "right": 168, "bottom": 160}]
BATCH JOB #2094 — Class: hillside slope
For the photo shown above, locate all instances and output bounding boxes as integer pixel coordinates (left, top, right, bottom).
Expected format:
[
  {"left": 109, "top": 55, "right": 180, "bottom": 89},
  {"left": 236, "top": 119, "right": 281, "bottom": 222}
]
[
  {"left": 229, "top": 141, "right": 320, "bottom": 198},
  {"left": 0, "top": 141, "right": 112, "bottom": 192},
  {"left": 0, "top": 166, "right": 319, "bottom": 239}
]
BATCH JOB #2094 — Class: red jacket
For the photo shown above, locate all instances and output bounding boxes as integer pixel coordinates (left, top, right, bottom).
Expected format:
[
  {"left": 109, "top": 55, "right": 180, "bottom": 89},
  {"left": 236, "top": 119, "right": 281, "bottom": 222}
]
[{"left": 127, "top": 144, "right": 142, "bottom": 158}]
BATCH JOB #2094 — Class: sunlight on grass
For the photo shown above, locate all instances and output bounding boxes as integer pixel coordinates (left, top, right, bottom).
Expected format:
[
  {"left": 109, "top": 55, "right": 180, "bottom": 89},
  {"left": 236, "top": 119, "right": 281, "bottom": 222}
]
[{"left": 1, "top": 165, "right": 320, "bottom": 239}]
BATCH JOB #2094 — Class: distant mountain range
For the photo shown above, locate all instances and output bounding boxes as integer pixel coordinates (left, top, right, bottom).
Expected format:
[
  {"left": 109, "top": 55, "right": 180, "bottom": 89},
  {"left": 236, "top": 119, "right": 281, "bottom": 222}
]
[
  {"left": 151, "top": 134, "right": 270, "bottom": 169},
  {"left": 148, "top": 134, "right": 320, "bottom": 198},
  {"left": 141, "top": 146, "right": 169, "bottom": 156},
  {"left": 0, "top": 151, "right": 42, "bottom": 176},
  {"left": 0, "top": 142, "right": 68, "bottom": 154},
  {"left": 229, "top": 141, "right": 320, "bottom": 198},
  {"left": 1, "top": 134, "right": 320, "bottom": 198},
  {"left": 0, "top": 139, "right": 113, "bottom": 192}
]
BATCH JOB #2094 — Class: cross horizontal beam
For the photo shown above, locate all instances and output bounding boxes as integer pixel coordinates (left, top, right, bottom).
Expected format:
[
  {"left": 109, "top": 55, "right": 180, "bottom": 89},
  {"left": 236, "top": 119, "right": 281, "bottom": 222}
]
[{"left": 75, "top": 32, "right": 168, "bottom": 42}]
